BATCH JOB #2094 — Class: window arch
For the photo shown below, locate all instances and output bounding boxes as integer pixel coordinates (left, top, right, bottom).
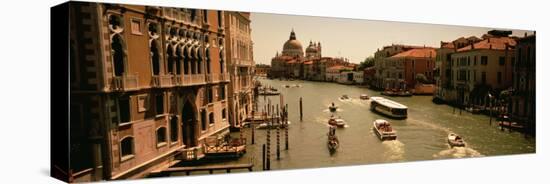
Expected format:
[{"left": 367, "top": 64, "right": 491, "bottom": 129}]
[
  {"left": 120, "top": 136, "right": 134, "bottom": 160},
  {"left": 219, "top": 49, "right": 224, "bottom": 73},
  {"left": 170, "top": 115, "right": 179, "bottom": 142},
  {"left": 166, "top": 45, "right": 175, "bottom": 74},
  {"left": 150, "top": 40, "right": 160, "bottom": 75},
  {"left": 205, "top": 48, "right": 211, "bottom": 74},
  {"left": 156, "top": 127, "right": 167, "bottom": 147},
  {"left": 209, "top": 112, "right": 215, "bottom": 125},
  {"left": 196, "top": 46, "right": 202, "bottom": 74},
  {"left": 175, "top": 45, "right": 183, "bottom": 75},
  {"left": 183, "top": 46, "right": 190, "bottom": 75},
  {"left": 111, "top": 34, "right": 125, "bottom": 77}
]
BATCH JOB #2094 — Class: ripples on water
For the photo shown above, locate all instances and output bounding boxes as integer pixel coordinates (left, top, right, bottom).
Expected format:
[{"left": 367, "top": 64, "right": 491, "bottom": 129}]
[
  {"left": 382, "top": 140, "right": 405, "bottom": 161},
  {"left": 433, "top": 147, "right": 484, "bottom": 159}
]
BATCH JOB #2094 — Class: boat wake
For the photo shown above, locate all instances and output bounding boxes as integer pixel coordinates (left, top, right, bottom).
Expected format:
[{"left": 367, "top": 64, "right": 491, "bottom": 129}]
[
  {"left": 433, "top": 147, "right": 483, "bottom": 159},
  {"left": 348, "top": 98, "right": 368, "bottom": 107},
  {"left": 382, "top": 140, "right": 405, "bottom": 161}
]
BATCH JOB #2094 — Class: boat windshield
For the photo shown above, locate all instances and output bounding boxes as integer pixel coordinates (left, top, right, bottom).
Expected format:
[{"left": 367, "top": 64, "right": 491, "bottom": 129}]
[{"left": 391, "top": 108, "right": 407, "bottom": 116}]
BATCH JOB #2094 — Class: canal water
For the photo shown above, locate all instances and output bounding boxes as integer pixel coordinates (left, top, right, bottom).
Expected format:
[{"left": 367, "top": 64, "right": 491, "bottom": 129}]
[{"left": 179, "top": 78, "right": 535, "bottom": 175}]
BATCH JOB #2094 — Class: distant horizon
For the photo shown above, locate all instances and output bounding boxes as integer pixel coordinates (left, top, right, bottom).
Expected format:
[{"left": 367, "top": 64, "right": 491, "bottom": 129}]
[{"left": 250, "top": 12, "right": 533, "bottom": 65}]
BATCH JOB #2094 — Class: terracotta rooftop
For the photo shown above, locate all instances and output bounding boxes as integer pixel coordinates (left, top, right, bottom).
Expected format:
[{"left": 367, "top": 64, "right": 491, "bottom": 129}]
[
  {"left": 391, "top": 48, "right": 436, "bottom": 58},
  {"left": 327, "top": 65, "right": 352, "bottom": 71},
  {"left": 457, "top": 36, "right": 516, "bottom": 52},
  {"left": 304, "top": 61, "right": 313, "bottom": 65}
]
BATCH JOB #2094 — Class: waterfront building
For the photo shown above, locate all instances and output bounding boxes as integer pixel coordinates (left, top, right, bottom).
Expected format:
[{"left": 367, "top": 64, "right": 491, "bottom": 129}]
[
  {"left": 509, "top": 33, "right": 535, "bottom": 131},
  {"left": 255, "top": 64, "right": 271, "bottom": 77},
  {"left": 381, "top": 48, "right": 436, "bottom": 90},
  {"left": 373, "top": 44, "right": 425, "bottom": 89},
  {"left": 67, "top": 2, "right": 230, "bottom": 181},
  {"left": 448, "top": 30, "right": 516, "bottom": 106},
  {"left": 224, "top": 11, "right": 255, "bottom": 129},
  {"left": 435, "top": 37, "right": 482, "bottom": 102}
]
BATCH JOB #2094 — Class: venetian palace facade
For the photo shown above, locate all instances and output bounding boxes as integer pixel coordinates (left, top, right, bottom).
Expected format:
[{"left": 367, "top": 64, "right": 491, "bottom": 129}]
[
  {"left": 64, "top": 2, "right": 246, "bottom": 182},
  {"left": 224, "top": 12, "right": 255, "bottom": 128}
]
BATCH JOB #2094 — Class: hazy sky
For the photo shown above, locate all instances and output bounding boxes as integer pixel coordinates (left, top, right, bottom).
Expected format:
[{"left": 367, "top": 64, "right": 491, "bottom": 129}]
[{"left": 250, "top": 13, "right": 532, "bottom": 65}]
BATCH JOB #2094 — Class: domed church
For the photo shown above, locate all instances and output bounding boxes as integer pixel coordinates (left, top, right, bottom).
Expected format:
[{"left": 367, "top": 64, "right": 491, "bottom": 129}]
[{"left": 281, "top": 29, "right": 305, "bottom": 58}]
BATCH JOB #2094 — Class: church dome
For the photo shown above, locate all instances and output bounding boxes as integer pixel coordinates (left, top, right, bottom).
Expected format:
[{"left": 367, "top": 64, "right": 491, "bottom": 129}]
[
  {"left": 282, "top": 30, "right": 303, "bottom": 57},
  {"left": 306, "top": 42, "right": 318, "bottom": 53}
]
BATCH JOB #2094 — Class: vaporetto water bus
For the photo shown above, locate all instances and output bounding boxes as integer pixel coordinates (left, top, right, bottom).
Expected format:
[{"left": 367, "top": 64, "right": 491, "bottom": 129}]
[{"left": 370, "top": 97, "right": 408, "bottom": 119}]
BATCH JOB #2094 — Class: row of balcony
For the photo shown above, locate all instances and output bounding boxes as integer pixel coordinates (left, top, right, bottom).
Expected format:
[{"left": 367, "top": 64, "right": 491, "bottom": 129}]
[{"left": 111, "top": 73, "right": 230, "bottom": 92}]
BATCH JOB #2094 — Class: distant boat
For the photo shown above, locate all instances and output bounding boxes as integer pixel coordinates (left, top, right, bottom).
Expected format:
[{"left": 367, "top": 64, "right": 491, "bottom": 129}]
[
  {"left": 370, "top": 97, "right": 408, "bottom": 119},
  {"left": 396, "top": 90, "right": 412, "bottom": 97},
  {"left": 447, "top": 133, "right": 465, "bottom": 147},
  {"left": 360, "top": 94, "right": 370, "bottom": 100},
  {"left": 329, "top": 102, "right": 338, "bottom": 112},
  {"left": 381, "top": 90, "right": 397, "bottom": 97},
  {"left": 372, "top": 119, "right": 397, "bottom": 141},
  {"left": 327, "top": 126, "right": 339, "bottom": 153},
  {"left": 328, "top": 116, "right": 346, "bottom": 128},
  {"left": 340, "top": 94, "right": 350, "bottom": 100}
]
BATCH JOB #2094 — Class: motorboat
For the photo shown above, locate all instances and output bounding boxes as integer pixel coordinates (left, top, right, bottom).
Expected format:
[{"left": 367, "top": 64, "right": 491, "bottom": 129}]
[
  {"left": 360, "top": 94, "right": 370, "bottom": 100},
  {"left": 381, "top": 90, "right": 396, "bottom": 97},
  {"left": 340, "top": 94, "right": 350, "bottom": 100},
  {"left": 328, "top": 116, "right": 346, "bottom": 128},
  {"left": 327, "top": 126, "right": 339, "bottom": 153},
  {"left": 447, "top": 133, "right": 465, "bottom": 147},
  {"left": 370, "top": 97, "right": 408, "bottom": 119},
  {"left": 396, "top": 90, "right": 412, "bottom": 97},
  {"left": 372, "top": 119, "right": 397, "bottom": 141}
]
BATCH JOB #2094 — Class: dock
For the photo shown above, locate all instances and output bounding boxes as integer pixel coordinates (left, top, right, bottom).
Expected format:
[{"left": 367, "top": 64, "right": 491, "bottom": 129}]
[{"left": 151, "top": 158, "right": 254, "bottom": 176}]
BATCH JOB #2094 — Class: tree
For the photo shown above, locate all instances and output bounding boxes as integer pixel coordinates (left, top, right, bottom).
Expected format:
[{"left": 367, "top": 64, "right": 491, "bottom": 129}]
[{"left": 358, "top": 56, "right": 375, "bottom": 70}]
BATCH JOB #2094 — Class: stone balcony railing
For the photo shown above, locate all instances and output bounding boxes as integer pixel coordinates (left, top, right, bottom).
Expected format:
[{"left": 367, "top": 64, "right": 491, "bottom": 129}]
[
  {"left": 151, "top": 75, "right": 175, "bottom": 88},
  {"left": 181, "top": 74, "right": 206, "bottom": 86},
  {"left": 111, "top": 74, "right": 139, "bottom": 91}
]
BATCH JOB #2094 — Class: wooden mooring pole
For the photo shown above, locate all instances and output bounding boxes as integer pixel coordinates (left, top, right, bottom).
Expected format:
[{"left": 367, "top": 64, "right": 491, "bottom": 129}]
[
  {"left": 276, "top": 109, "right": 281, "bottom": 160},
  {"left": 299, "top": 97, "right": 303, "bottom": 121},
  {"left": 285, "top": 105, "right": 289, "bottom": 150},
  {"left": 262, "top": 144, "right": 266, "bottom": 170}
]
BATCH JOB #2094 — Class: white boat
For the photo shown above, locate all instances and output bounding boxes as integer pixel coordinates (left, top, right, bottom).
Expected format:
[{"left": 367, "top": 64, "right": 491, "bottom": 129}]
[
  {"left": 360, "top": 94, "right": 370, "bottom": 100},
  {"left": 328, "top": 116, "right": 346, "bottom": 128},
  {"left": 370, "top": 97, "right": 408, "bottom": 119},
  {"left": 372, "top": 119, "right": 397, "bottom": 141},
  {"left": 447, "top": 133, "right": 465, "bottom": 147},
  {"left": 256, "top": 121, "right": 291, "bottom": 129}
]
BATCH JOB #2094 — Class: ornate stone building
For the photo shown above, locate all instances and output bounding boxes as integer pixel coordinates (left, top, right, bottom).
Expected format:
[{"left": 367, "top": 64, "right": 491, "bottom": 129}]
[
  {"left": 509, "top": 33, "right": 535, "bottom": 132},
  {"left": 64, "top": 2, "right": 230, "bottom": 182},
  {"left": 224, "top": 11, "right": 255, "bottom": 128}
]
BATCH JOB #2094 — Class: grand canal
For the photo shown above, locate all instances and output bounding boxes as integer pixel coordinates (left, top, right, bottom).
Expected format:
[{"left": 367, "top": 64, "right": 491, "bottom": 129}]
[{"left": 178, "top": 78, "right": 535, "bottom": 175}]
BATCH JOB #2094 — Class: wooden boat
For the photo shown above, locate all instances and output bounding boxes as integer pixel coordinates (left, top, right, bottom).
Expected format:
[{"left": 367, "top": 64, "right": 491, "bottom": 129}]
[
  {"left": 370, "top": 97, "right": 408, "bottom": 119},
  {"left": 396, "top": 90, "right": 412, "bottom": 97},
  {"left": 329, "top": 102, "right": 338, "bottom": 112},
  {"left": 258, "top": 90, "right": 280, "bottom": 96},
  {"left": 360, "top": 94, "right": 370, "bottom": 100},
  {"left": 372, "top": 119, "right": 397, "bottom": 141},
  {"left": 447, "top": 133, "right": 465, "bottom": 147},
  {"left": 340, "top": 94, "right": 350, "bottom": 100},
  {"left": 328, "top": 116, "right": 346, "bottom": 128},
  {"left": 381, "top": 90, "right": 397, "bottom": 97},
  {"left": 327, "top": 126, "right": 339, "bottom": 153},
  {"left": 256, "top": 121, "right": 291, "bottom": 129}
]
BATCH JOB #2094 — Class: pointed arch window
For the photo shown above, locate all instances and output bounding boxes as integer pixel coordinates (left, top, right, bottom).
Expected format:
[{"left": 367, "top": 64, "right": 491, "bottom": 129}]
[
  {"left": 120, "top": 137, "right": 135, "bottom": 161},
  {"left": 112, "top": 34, "right": 125, "bottom": 77}
]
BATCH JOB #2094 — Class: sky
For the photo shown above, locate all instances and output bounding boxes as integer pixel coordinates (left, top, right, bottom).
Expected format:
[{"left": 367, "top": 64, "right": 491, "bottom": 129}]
[{"left": 250, "top": 12, "right": 533, "bottom": 65}]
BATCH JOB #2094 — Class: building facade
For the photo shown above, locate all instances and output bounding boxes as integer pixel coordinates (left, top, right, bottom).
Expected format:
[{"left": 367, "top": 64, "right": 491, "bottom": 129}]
[
  {"left": 224, "top": 12, "right": 255, "bottom": 128},
  {"left": 67, "top": 2, "right": 231, "bottom": 181},
  {"left": 509, "top": 34, "right": 535, "bottom": 131},
  {"left": 373, "top": 44, "right": 425, "bottom": 89},
  {"left": 380, "top": 48, "right": 436, "bottom": 90},
  {"left": 449, "top": 34, "right": 516, "bottom": 106}
]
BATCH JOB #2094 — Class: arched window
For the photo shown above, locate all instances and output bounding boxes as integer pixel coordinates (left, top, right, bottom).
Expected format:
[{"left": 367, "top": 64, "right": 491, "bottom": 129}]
[
  {"left": 156, "top": 127, "right": 167, "bottom": 147},
  {"left": 183, "top": 46, "right": 190, "bottom": 75},
  {"left": 205, "top": 48, "right": 211, "bottom": 74},
  {"left": 166, "top": 45, "right": 174, "bottom": 74},
  {"left": 112, "top": 34, "right": 125, "bottom": 76},
  {"left": 196, "top": 47, "right": 202, "bottom": 74},
  {"left": 150, "top": 40, "right": 160, "bottom": 75},
  {"left": 120, "top": 137, "right": 134, "bottom": 160},
  {"left": 175, "top": 46, "right": 182, "bottom": 75},
  {"left": 219, "top": 50, "right": 224, "bottom": 73},
  {"left": 170, "top": 116, "right": 178, "bottom": 142}
]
